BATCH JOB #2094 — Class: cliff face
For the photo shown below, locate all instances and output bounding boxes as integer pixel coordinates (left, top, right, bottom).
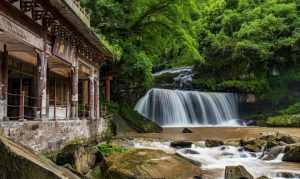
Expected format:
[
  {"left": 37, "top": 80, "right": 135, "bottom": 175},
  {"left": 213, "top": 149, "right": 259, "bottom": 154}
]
[{"left": 0, "top": 135, "right": 80, "bottom": 179}]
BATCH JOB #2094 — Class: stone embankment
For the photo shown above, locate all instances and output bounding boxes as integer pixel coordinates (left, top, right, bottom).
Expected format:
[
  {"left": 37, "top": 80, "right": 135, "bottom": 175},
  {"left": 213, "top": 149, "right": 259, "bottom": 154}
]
[{"left": 0, "top": 135, "right": 80, "bottom": 179}]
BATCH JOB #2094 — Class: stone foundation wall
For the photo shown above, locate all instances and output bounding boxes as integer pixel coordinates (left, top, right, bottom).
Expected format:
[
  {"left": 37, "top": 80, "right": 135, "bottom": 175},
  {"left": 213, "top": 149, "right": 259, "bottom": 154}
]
[
  {"left": 0, "top": 100, "right": 7, "bottom": 121},
  {"left": 0, "top": 119, "right": 107, "bottom": 152}
]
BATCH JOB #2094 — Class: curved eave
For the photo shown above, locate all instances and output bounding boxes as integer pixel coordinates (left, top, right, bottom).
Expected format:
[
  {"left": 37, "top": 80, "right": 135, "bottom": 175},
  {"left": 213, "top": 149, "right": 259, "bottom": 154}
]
[{"left": 49, "top": 0, "right": 114, "bottom": 61}]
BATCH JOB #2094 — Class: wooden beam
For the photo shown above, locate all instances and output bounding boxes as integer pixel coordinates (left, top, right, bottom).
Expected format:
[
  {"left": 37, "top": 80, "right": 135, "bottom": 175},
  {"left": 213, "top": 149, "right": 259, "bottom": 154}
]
[
  {"left": 0, "top": 1, "right": 42, "bottom": 36},
  {"left": 36, "top": 0, "right": 106, "bottom": 63}
]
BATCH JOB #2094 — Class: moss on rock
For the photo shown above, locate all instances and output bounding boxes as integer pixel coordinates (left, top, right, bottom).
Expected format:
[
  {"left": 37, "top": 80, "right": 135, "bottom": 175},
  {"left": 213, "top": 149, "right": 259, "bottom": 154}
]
[
  {"left": 0, "top": 135, "right": 80, "bottom": 179},
  {"left": 53, "top": 143, "right": 99, "bottom": 175},
  {"left": 118, "top": 104, "right": 162, "bottom": 133},
  {"left": 104, "top": 148, "right": 202, "bottom": 179}
]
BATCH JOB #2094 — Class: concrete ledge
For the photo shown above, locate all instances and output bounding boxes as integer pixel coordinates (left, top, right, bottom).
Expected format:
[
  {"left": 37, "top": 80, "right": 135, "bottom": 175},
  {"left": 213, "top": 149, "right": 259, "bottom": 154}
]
[{"left": 0, "top": 119, "right": 107, "bottom": 152}]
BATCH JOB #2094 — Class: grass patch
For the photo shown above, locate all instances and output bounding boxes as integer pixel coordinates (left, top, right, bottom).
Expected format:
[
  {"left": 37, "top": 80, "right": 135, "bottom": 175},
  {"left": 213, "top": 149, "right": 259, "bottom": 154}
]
[
  {"left": 279, "top": 102, "right": 300, "bottom": 115},
  {"left": 266, "top": 115, "right": 300, "bottom": 127},
  {"left": 118, "top": 104, "right": 162, "bottom": 133},
  {"left": 97, "top": 144, "right": 128, "bottom": 157}
]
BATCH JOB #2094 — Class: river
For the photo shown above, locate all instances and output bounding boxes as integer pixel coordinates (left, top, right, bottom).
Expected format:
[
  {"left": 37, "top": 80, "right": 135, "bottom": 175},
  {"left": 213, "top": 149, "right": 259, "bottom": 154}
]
[{"left": 124, "top": 127, "right": 300, "bottom": 179}]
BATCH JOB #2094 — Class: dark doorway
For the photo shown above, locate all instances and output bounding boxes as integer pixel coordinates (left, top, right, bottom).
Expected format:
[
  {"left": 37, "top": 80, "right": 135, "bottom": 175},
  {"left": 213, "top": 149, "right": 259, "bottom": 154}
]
[{"left": 7, "top": 58, "right": 36, "bottom": 120}]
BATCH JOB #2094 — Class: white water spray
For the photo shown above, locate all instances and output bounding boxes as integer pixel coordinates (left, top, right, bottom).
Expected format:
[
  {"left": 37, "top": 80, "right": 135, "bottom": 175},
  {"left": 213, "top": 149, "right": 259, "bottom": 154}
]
[{"left": 135, "top": 88, "right": 240, "bottom": 127}]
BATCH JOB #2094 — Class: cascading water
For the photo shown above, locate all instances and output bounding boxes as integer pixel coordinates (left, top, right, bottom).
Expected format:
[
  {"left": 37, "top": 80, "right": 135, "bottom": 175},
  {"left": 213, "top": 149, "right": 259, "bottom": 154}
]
[{"left": 135, "top": 88, "right": 240, "bottom": 127}]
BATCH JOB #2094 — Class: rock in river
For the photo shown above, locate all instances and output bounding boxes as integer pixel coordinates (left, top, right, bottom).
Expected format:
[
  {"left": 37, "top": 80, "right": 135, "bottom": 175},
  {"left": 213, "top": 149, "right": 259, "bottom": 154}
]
[
  {"left": 0, "top": 135, "right": 80, "bottom": 179},
  {"left": 105, "top": 148, "right": 202, "bottom": 179},
  {"left": 261, "top": 146, "right": 285, "bottom": 161},
  {"left": 205, "top": 139, "right": 224, "bottom": 147},
  {"left": 225, "top": 165, "right": 254, "bottom": 179},
  {"left": 182, "top": 128, "right": 193, "bottom": 133},
  {"left": 282, "top": 143, "right": 300, "bottom": 163},
  {"left": 170, "top": 140, "right": 193, "bottom": 148}
]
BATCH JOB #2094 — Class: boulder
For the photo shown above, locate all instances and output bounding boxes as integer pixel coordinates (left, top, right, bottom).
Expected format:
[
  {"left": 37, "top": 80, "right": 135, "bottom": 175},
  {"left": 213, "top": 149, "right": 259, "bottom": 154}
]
[
  {"left": 170, "top": 141, "right": 193, "bottom": 148},
  {"left": 205, "top": 139, "right": 224, "bottom": 147},
  {"left": 182, "top": 128, "right": 193, "bottom": 133},
  {"left": 105, "top": 149, "right": 202, "bottom": 179},
  {"left": 54, "top": 143, "right": 99, "bottom": 174},
  {"left": 275, "top": 172, "right": 300, "bottom": 178},
  {"left": 257, "top": 176, "right": 270, "bottom": 179},
  {"left": 225, "top": 165, "right": 254, "bottom": 179},
  {"left": 282, "top": 143, "right": 300, "bottom": 162},
  {"left": 181, "top": 148, "right": 200, "bottom": 155},
  {"left": 277, "top": 134, "right": 299, "bottom": 144},
  {"left": 241, "top": 137, "right": 271, "bottom": 152},
  {"left": 241, "top": 133, "right": 298, "bottom": 153},
  {"left": 224, "top": 138, "right": 241, "bottom": 146},
  {"left": 261, "top": 146, "right": 285, "bottom": 161},
  {"left": 118, "top": 105, "right": 163, "bottom": 133},
  {"left": 0, "top": 135, "right": 80, "bottom": 179}
]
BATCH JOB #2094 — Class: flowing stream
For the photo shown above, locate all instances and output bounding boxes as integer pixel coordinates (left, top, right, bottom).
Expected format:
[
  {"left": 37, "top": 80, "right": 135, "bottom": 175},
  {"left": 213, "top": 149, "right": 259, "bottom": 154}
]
[
  {"left": 135, "top": 88, "right": 240, "bottom": 127},
  {"left": 131, "top": 139, "right": 300, "bottom": 179}
]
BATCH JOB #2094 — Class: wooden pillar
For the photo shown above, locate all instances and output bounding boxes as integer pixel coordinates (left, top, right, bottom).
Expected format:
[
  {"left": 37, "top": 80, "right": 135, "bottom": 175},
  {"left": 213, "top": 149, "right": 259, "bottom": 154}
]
[
  {"left": 94, "top": 70, "right": 100, "bottom": 119},
  {"left": 66, "top": 81, "right": 70, "bottom": 119},
  {"left": 37, "top": 50, "right": 48, "bottom": 120},
  {"left": 105, "top": 76, "right": 111, "bottom": 102},
  {"left": 89, "top": 73, "right": 95, "bottom": 119},
  {"left": 37, "top": 22, "right": 48, "bottom": 120},
  {"left": 71, "top": 58, "right": 79, "bottom": 119},
  {"left": 0, "top": 45, "right": 8, "bottom": 121}
]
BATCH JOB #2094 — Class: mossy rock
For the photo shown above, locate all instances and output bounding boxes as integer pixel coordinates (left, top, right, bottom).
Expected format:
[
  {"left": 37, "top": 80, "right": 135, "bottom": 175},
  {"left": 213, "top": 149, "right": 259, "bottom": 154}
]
[
  {"left": 54, "top": 143, "right": 100, "bottom": 175},
  {"left": 152, "top": 72, "right": 178, "bottom": 88},
  {"left": 170, "top": 141, "right": 193, "bottom": 148},
  {"left": 282, "top": 143, "right": 300, "bottom": 163},
  {"left": 205, "top": 139, "right": 224, "bottom": 147},
  {"left": 104, "top": 149, "right": 202, "bottom": 179},
  {"left": 0, "top": 135, "right": 80, "bottom": 179},
  {"left": 225, "top": 165, "right": 254, "bottom": 179},
  {"left": 118, "top": 104, "right": 162, "bottom": 133},
  {"left": 241, "top": 133, "right": 298, "bottom": 153}
]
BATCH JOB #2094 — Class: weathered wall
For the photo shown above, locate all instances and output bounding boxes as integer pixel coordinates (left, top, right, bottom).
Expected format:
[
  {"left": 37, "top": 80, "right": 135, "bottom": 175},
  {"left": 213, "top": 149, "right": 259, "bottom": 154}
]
[
  {"left": 0, "top": 119, "right": 107, "bottom": 152},
  {"left": 0, "top": 100, "right": 7, "bottom": 121}
]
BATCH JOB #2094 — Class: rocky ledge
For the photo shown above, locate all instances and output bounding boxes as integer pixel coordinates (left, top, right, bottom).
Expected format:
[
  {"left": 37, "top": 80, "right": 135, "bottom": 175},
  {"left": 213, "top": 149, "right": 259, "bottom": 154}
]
[
  {"left": 0, "top": 135, "right": 80, "bottom": 179},
  {"left": 104, "top": 148, "right": 202, "bottom": 179}
]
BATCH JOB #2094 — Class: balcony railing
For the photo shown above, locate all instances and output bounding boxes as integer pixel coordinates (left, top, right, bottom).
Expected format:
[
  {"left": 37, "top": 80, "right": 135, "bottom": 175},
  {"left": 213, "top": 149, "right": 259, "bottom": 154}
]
[{"left": 64, "top": 0, "right": 91, "bottom": 27}]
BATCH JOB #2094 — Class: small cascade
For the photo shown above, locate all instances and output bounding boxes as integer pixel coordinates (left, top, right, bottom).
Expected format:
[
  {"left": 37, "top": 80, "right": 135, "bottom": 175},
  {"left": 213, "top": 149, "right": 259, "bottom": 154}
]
[{"left": 135, "top": 88, "right": 239, "bottom": 126}]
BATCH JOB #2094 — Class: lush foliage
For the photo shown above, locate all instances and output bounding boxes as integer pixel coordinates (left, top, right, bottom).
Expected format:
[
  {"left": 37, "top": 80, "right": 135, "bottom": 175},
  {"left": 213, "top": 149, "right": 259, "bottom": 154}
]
[
  {"left": 82, "top": 0, "right": 300, "bottom": 102},
  {"left": 82, "top": 0, "right": 203, "bottom": 102},
  {"left": 193, "top": 0, "right": 300, "bottom": 95}
]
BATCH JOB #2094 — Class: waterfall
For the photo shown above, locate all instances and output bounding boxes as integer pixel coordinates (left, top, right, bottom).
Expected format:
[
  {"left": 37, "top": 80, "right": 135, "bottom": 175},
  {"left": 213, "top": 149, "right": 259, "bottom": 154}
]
[{"left": 135, "top": 88, "right": 240, "bottom": 127}]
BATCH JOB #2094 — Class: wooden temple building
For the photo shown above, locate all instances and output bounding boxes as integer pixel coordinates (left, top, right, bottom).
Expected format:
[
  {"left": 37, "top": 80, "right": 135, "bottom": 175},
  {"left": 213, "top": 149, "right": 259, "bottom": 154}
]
[{"left": 0, "top": 0, "right": 114, "bottom": 151}]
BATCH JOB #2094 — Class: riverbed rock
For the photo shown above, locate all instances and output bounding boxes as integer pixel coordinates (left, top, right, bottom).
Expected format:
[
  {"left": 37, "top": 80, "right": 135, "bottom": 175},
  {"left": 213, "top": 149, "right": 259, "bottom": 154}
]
[
  {"left": 0, "top": 135, "right": 80, "bottom": 179},
  {"left": 170, "top": 140, "right": 193, "bottom": 148},
  {"left": 275, "top": 172, "right": 300, "bottom": 178},
  {"left": 105, "top": 148, "right": 202, "bottom": 179},
  {"left": 182, "top": 128, "right": 193, "bottom": 133},
  {"left": 54, "top": 143, "right": 98, "bottom": 174},
  {"left": 225, "top": 165, "right": 254, "bottom": 179},
  {"left": 205, "top": 139, "right": 224, "bottom": 147},
  {"left": 224, "top": 138, "right": 241, "bottom": 146},
  {"left": 240, "top": 133, "right": 299, "bottom": 153},
  {"left": 277, "top": 134, "right": 299, "bottom": 144},
  {"left": 257, "top": 176, "right": 270, "bottom": 179},
  {"left": 261, "top": 146, "right": 285, "bottom": 161},
  {"left": 241, "top": 136, "right": 275, "bottom": 152},
  {"left": 282, "top": 143, "right": 300, "bottom": 162},
  {"left": 118, "top": 105, "right": 163, "bottom": 133},
  {"left": 181, "top": 148, "right": 200, "bottom": 155}
]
